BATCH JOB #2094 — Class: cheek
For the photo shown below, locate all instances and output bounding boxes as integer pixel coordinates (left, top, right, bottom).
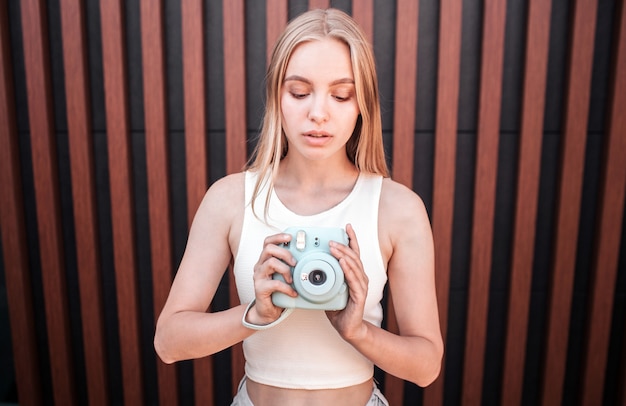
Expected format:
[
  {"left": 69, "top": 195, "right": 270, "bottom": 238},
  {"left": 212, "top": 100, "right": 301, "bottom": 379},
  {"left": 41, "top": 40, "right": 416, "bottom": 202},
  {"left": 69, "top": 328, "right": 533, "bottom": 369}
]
[
  {"left": 280, "top": 98, "right": 292, "bottom": 129},
  {"left": 280, "top": 95, "right": 301, "bottom": 120},
  {"left": 344, "top": 105, "right": 361, "bottom": 129}
]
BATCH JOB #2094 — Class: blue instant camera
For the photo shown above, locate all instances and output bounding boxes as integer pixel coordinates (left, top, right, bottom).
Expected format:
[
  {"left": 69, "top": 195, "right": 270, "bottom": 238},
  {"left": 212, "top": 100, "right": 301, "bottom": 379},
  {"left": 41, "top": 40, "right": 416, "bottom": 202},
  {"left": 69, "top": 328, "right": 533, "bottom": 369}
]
[{"left": 272, "top": 226, "right": 349, "bottom": 310}]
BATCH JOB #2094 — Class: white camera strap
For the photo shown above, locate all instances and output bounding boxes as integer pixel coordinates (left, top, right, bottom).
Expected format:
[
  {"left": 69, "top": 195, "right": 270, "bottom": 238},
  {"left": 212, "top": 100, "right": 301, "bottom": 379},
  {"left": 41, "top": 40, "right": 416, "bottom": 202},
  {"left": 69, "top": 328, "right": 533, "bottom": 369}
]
[{"left": 241, "top": 298, "right": 294, "bottom": 330}]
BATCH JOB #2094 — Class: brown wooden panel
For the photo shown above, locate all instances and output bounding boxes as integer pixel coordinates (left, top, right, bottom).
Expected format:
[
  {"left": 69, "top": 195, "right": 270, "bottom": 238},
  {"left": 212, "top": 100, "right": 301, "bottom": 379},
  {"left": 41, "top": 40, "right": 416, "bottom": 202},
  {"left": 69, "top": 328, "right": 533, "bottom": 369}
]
[
  {"left": 181, "top": 1, "right": 214, "bottom": 404},
  {"left": 387, "top": 1, "right": 418, "bottom": 403},
  {"left": 351, "top": 0, "right": 374, "bottom": 44},
  {"left": 462, "top": 0, "right": 506, "bottom": 404},
  {"left": 423, "top": 0, "right": 462, "bottom": 405},
  {"left": 224, "top": 0, "right": 248, "bottom": 176},
  {"left": 581, "top": 1, "right": 626, "bottom": 404},
  {"left": 20, "top": 0, "right": 77, "bottom": 404},
  {"left": 59, "top": 0, "right": 109, "bottom": 404},
  {"left": 139, "top": 2, "right": 179, "bottom": 405},
  {"left": 183, "top": 0, "right": 209, "bottom": 219},
  {"left": 99, "top": 1, "right": 144, "bottom": 404},
  {"left": 501, "top": 1, "right": 551, "bottom": 404},
  {"left": 266, "top": 0, "right": 288, "bottom": 66},
  {"left": 391, "top": 0, "right": 418, "bottom": 190},
  {"left": 0, "top": 3, "right": 42, "bottom": 404},
  {"left": 308, "top": 0, "right": 330, "bottom": 10},
  {"left": 541, "top": 0, "right": 598, "bottom": 404},
  {"left": 224, "top": 0, "right": 248, "bottom": 393}
]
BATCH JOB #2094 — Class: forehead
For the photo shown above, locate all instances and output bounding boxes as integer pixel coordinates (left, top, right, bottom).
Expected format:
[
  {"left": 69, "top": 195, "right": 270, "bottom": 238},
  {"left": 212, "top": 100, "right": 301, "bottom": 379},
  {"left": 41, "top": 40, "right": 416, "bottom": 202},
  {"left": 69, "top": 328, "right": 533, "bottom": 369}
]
[{"left": 285, "top": 38, "right": 354, "bottom": 81}]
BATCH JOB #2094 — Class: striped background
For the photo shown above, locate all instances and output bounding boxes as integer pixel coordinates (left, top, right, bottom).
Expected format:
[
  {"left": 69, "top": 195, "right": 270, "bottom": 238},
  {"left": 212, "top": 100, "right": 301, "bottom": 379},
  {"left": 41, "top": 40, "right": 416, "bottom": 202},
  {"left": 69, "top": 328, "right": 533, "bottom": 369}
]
[{"left": 0, "top": 0, "right": 625, "bottom": 405}]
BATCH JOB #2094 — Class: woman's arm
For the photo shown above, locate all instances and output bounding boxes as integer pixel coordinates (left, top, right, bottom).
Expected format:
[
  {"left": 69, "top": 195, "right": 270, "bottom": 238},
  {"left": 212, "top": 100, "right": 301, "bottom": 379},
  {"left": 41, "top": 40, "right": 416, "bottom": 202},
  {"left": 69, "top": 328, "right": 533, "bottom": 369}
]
[
  {"left": 154, "top": 173, "right": 254, "bottom": 363},
  {"left": 329, "top": 179, "right": 443, "bottom": 387}
]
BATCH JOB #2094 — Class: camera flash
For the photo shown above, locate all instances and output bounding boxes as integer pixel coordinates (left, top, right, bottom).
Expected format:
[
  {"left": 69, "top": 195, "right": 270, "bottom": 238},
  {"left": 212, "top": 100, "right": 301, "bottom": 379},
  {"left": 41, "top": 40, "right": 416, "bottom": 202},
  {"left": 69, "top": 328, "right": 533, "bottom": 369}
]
[{"left": 296, "top": 230, "right": 306, "bottom": 251}]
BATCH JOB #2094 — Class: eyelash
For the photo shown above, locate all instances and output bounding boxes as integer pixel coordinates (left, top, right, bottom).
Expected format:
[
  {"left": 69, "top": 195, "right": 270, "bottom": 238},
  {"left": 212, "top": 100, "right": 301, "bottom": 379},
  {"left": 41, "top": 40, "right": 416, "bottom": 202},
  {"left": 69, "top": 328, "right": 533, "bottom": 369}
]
[{"left": 289, "top": 92, "right": 352, "bottom": 102}]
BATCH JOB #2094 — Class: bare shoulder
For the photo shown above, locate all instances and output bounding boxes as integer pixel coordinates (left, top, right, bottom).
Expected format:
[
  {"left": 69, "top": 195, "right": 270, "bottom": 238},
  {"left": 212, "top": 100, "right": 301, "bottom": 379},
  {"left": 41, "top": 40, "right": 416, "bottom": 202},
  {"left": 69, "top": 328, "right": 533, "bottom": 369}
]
[
  {"left": 198, "top": 172, "right": 245, "bottom": 214},
  {"left": 206, "top": 171, "right": 245, "bottom": 198},
  {"left": 379, "top": 178, "right": 429, "bottom": 226},
  {"left": 378, "top": 178, "right": 432, "bottom": 261},
  {"left": 190, "top": 172, "right": 246, "bottom": 251}
]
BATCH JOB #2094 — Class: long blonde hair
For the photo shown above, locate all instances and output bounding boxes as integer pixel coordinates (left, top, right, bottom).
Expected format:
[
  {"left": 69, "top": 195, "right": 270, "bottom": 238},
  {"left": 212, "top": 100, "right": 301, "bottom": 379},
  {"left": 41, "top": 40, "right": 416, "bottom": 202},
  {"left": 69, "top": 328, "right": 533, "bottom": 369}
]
[{"left": 246, "top": 8, "right": 388, "bottom": 217}]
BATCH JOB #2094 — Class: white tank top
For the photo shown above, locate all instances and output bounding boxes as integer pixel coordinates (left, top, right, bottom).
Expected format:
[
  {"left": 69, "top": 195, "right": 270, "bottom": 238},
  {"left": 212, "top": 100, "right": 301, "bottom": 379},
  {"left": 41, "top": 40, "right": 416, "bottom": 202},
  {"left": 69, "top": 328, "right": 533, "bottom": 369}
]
[{"left": 233, "top": 170, "right": 387, "bottom": 389}]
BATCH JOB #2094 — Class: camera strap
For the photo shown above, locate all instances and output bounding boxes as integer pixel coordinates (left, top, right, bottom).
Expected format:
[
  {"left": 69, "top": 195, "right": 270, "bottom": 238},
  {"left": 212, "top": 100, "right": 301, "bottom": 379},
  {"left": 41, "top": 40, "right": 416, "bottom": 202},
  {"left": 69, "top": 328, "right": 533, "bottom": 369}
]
[{"left": 241, "top": 299, "right": 294, "bottom": 330}]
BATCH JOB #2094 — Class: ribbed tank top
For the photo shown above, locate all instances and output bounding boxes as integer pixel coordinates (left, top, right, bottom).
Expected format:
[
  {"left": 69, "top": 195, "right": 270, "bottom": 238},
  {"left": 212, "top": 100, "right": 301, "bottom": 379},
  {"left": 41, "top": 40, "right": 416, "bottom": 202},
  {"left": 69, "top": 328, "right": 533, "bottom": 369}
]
[{"left": 233, "top": 170, "right": 387, "bottom": 389}]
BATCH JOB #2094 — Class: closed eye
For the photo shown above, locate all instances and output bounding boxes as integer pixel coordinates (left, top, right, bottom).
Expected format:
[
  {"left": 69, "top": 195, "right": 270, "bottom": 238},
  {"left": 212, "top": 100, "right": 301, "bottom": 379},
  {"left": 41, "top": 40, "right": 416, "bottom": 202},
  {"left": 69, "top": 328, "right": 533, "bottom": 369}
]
[
  {"left": 290, "top": 92, "right": 309, "bottom": 99},
  {"left": 333, "top": 95, "right": 351, "bottom": 102}
]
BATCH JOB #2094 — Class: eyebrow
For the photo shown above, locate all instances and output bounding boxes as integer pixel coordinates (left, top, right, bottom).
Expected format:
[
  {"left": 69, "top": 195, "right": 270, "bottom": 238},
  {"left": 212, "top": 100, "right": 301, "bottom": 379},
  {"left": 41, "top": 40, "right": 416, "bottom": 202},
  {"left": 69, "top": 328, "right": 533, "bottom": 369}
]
[{"left": 283, "top": 75, "right": 355, "bottom": 86}]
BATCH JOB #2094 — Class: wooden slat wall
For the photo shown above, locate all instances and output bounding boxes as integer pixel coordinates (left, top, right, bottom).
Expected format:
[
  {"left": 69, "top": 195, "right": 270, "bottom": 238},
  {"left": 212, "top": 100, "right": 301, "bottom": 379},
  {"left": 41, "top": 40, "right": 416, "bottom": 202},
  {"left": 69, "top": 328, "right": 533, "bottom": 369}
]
[
  {"left": 0, "top": 3, "right": 41, "bottom": 405},
  {"left": 20, "top": 0, "right": 76, "bottom": 404},
  {"left": 462, "top": 1, "right": 507, "bottom": 404},
  {"left": 501, "top": 0, "right": 552, "bottom": 404},
  {"left": 542, "top": 0, "right": 599, "bottom": 404},
  {"left": 59, "top": 0, "right": 108, "bottom": 404},
  {"left": 266, "top": 0, "right": 288, "bottom": 65},
  {"left": 99, "top": 0, "right": 144, "bottom": 404},
  {"left": 581, "top": 1, "right": 626, "bottom": 405},
  {"left": 1, "top": 1, "right": 626, "bottom": 405}
]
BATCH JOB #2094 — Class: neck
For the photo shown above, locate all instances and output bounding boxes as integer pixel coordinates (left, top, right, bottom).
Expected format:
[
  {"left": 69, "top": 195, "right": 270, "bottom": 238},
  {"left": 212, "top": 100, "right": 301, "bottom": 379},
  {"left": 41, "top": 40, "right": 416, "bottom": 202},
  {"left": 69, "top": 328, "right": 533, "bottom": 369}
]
[{"left": 278, "top": 155, "right": 358, "bottom": 188}]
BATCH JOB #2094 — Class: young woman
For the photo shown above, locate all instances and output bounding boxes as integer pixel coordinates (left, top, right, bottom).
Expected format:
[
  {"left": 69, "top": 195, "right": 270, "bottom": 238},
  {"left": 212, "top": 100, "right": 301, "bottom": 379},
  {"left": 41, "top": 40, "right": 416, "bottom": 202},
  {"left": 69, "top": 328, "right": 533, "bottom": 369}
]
[{"left": 154, "top": 8, "right": 443, "bottom": 405}]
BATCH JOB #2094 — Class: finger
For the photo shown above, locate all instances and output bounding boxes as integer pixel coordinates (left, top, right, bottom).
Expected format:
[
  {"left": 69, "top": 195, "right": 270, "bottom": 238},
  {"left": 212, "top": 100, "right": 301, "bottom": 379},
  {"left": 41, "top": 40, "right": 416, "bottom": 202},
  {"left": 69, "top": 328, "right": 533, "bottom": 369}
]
[
  {"left": 329, "top": 239, "right": 360, "bottom": 264},
  {"left": 340, "top": 256, "right": 368, "bottom": 289},
  {"left": 256, "top": 278, "right": 298, "bottom": 299},
  {"left": 263, "top": 232, "right": 292, "bottom": 247},
  {"left": 259, "top": 234, "right": 296, "bottom": 266},
  {"left": 345, "top": 223, "right": 360, "bottom": 256},
  {"left": 254, "top": 257, "right": 293, "bottom": 283}
]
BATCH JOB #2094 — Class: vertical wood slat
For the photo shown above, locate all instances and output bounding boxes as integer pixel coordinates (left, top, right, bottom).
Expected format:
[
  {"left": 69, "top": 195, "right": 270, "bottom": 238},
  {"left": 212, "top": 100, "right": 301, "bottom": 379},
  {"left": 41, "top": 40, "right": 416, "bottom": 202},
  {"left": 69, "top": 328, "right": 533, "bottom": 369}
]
[
  {"left": 462, "top": 0, "right": 507, "bottom": 404},
  {"left": 388, "top": 1, "right": 418, "bottom": 404},
  {"left": 351, "top": 0, "right": 374, "bottom": 44},
  {"left": 139, "top": 2, "right": 179, "bottom": 405},
  {"left": 581, "top": 1, "right": 626, "bottom": 404},
  {"left": 391, "top": 0, "right": 418, "bottom": 189},
  {"left": 266, "top": 0, "right": 288, "bottom": 65},
  {"left": 500, "top": 0, "right": 552, "bottom": 404},
  {"left": 0, "top": 3, "right": 43, "bottom": 404},
  {"left": 541, "top": 0, "right": 598, "bottom": 404},
  {"left": 224, "top": 0, "right": 248, "bottom": 394},
  {"left": 181, "top": 1, "right": 214, "bottom": 405},
  {"left": 99, "top": 1, "right": 144, "bottom": 404},
  {"left": 20, "top": 0, "right": 77, "bottom": 404},
  {"left": 183, "top": 0, "right": 208, "bottom": 219},
  {"left": 308, "top": 0, "right": 330, "bottom": 10},
  {"left": 423, "top": 0, "right": 463, "bottom": 405},
  {"left": 59, "top": 0, "right": 109, "bottom": 404},
  {"left": 224, "top": 0, "right": 248, "bottom": 176}
]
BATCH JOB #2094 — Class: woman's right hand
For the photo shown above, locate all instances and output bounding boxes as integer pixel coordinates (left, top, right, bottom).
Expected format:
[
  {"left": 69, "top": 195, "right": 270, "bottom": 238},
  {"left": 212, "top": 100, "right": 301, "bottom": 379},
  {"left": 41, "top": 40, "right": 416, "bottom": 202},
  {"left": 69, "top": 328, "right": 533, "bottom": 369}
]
[{"left": 247, "top": 233, "right": 298, "bottom": 325}]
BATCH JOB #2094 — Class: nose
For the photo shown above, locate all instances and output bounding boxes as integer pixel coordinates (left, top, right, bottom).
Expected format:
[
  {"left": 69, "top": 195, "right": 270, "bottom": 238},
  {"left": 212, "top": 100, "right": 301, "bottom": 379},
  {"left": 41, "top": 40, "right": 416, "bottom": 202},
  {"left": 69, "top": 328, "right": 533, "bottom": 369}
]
[{"left": 308, "top": 94, "right": 329, "bottom": 123}]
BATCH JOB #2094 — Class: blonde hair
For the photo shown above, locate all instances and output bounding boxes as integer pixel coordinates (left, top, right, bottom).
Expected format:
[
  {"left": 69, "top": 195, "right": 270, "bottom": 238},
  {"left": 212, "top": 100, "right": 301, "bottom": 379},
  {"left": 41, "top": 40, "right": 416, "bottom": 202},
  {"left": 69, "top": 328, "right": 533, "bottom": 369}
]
[{"left": 247, "top": 8, "right": 389, "bottom": 217}]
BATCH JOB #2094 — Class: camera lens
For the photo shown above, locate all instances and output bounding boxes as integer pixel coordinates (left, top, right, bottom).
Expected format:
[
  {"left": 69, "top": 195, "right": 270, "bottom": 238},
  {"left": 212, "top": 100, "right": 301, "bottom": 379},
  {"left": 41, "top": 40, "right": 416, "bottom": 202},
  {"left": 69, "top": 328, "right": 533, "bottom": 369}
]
[{"left": 308, "top": 270, "right": 327, "bottom": 286}]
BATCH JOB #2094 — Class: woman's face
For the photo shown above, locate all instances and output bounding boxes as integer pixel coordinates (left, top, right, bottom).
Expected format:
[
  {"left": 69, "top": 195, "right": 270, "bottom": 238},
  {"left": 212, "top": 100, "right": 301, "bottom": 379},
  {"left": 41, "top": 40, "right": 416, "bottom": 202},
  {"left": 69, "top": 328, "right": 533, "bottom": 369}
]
[{"left": 280, "top": 38, "right": 360, "bottom": 163}]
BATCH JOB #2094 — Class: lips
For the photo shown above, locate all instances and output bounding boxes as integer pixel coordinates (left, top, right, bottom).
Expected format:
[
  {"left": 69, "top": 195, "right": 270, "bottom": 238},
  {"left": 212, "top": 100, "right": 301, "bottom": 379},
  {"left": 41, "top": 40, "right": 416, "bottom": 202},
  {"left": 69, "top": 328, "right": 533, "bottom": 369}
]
[
  {"left": 304, "top": 131, "right": 331, "bottom": 138},
  {"left": 302, "top": 131, "right": 332, "bottom": 146}
]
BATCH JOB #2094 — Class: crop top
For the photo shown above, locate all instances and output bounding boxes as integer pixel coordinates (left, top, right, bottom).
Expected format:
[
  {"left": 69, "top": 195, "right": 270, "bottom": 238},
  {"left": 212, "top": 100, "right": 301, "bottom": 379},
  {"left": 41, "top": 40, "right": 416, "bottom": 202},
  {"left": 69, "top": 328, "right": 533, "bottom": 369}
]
[{"left": 232, "top": 170, "right": 388, "bottom": 389}]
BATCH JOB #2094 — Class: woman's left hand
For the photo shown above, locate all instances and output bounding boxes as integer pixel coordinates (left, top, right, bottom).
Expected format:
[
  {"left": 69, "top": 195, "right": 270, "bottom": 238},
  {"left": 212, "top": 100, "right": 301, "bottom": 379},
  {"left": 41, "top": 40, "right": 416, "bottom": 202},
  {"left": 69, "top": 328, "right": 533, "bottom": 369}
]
[{"left": 326, "top": 223, "right": 369, "bottom": 342}]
